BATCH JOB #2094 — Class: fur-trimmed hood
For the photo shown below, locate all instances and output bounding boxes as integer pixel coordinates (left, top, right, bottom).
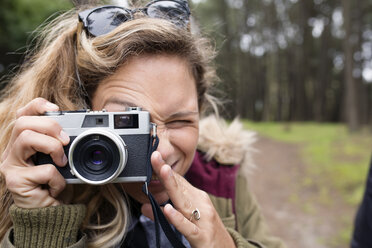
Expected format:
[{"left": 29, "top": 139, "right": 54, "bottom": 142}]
[{"left": 197, "top": 115, "right": 256, "bottom": 170}]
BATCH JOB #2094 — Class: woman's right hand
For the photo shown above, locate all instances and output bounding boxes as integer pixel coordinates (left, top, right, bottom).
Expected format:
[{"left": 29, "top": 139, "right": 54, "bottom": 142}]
[{"left": 0, "top": 98, "right": 70, "bottom": 208}]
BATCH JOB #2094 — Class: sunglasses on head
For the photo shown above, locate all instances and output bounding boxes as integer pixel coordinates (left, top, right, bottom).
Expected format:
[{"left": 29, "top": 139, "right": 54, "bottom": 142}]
[{"left": 78, "top": 0, "right": 190, "bottom": 37}]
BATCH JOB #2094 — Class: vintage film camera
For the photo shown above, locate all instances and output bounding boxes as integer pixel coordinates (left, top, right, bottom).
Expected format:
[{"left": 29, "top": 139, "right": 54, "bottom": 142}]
[{"left": 33, "top": 107, "right": 156, "bottom": 185}]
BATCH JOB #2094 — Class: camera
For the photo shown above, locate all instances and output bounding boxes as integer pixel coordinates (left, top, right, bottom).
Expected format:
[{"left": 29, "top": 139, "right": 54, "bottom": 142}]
[{"left": 33, "top": 107, "right": 155, "bottom": 185}]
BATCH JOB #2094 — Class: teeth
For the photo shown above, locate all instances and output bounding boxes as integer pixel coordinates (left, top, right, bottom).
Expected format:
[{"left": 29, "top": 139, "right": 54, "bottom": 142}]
[{"left": 151, "top": 175, "right": 159, "bottom": 181}]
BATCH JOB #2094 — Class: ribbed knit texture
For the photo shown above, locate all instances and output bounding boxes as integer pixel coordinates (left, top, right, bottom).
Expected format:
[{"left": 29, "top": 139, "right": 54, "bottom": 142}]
[{"left": 9, "top": 204, "right": 86, "bottom": 248}]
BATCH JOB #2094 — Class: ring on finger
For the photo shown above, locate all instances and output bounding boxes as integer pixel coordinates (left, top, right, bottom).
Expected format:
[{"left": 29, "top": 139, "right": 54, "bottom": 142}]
[{"left": 189, "top": 208, "right": 201, "bottom": 221}]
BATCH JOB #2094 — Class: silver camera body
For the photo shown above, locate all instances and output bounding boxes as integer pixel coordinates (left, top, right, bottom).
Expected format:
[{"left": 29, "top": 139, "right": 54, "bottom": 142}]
[{"left": 34, "top": 107, "right": 153, "bottom": 185}]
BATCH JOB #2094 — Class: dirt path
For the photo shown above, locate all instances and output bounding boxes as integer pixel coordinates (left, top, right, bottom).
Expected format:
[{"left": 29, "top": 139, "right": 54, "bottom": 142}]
[{"left": 247, "top": 136, "right": 356, "bottom": 248}]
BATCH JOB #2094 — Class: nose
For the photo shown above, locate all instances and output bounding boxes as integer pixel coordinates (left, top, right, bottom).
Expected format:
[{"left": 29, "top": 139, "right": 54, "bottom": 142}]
[{"left": 155, "top": 127, "right": 175, "bottom": 163}]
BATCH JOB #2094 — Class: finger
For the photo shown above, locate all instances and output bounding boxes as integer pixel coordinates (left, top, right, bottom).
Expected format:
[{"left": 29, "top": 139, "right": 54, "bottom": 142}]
[
  {"left": 163, "top": 204, "right": 200, "bottom": 241},
  {"left": 151, "top": 151, "right": 178, "bottom": 181},
  {"left": 150, "top": 151, "right": 165, "bottom": 176},
  {"left": 16, "top": 97, "right": 59, "bottom": 118},
  {"left": 160, "top": 164, "right": 193, "bottom": 212},
  {"left": 11, "top": 130, "right": 67, "bottom": 167},
  {"left": 2, "top": 98, "right": 60, "bottom": 162},
  {"left": 3, "top": 116, "right": 69, "bottom": 162},
  {"left": 152, "top": 152, "right": 195, "bottom": 215},
  {"left": 25, "top": 164, "right": 66, "bottom": 198},
  {"left": 11, "top": 116, "right": 70, "bottom": 146},
  {"left": 4, "top": 164, "right": 66, "bottom": 206}
]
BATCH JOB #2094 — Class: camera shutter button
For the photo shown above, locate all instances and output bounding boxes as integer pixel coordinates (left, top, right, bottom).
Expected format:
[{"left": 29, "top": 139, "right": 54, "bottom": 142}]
[
  {"left": 126, "top": 107, "right": 142, "bottom": 111},
  {"left": 45, "top": 111, "right": 62, "bottom": 116}
]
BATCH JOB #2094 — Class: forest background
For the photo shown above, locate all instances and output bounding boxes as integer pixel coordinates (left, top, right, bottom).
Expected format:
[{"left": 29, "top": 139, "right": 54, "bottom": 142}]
[
  {"left": 0, "top": 0, "right": 372, "bottom": 247},
  {"left": 0, "top": 0, "right": 371, "bottom": 130}
]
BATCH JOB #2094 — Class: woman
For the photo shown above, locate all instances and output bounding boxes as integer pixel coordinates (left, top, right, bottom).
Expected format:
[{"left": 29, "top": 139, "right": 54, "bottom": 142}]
[{"left": 0, "top": 1, "right": 286, "bottom": 247}]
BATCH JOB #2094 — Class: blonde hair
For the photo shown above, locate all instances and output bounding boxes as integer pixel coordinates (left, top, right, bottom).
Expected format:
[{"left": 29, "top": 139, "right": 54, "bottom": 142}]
[{"left": 0, "top": 6, "right": 217, "bottom": 247}]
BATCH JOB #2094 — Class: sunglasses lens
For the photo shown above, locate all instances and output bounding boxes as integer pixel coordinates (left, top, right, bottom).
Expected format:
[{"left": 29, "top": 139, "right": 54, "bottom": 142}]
[
  {"left": 87, "top": 7, "right": 131, "bottom": 37},
  {"left": 147, "top": 1, "right": 189, "bottom": 28}
]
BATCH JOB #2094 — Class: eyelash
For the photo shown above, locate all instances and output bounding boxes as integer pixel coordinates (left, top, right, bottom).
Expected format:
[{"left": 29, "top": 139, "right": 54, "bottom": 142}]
[
  {"left": 172, "top": 119, "right": 191, "bottom": 124},
  {"left": 167, "top": 119, "right": 193, "bottom": 126}
]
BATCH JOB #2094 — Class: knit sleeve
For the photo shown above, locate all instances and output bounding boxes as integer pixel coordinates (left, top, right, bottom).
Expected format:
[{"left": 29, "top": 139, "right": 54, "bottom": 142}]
[{"left": 8, "top": 204, "right": 86, "bottom": 248}]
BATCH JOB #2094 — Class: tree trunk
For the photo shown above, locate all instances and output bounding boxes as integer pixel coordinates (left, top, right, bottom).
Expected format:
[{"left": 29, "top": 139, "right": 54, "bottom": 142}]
[{"left": 342, "top": 0, "right": 359, "bottom": 131}]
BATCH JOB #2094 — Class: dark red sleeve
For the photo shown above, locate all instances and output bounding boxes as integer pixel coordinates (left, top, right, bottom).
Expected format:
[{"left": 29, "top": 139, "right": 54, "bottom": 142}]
[{"left": 185, "top": 150, "right": 240, "bottom": 213}]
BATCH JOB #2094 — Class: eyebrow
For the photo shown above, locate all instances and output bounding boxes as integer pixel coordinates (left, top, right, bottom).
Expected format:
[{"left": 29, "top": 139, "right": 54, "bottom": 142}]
[
  {"left": 168, "top": 111, "right": 199, "bottom": 119},
  {"left": 104, "top": 98, "right": 138, "bottom": 109}
]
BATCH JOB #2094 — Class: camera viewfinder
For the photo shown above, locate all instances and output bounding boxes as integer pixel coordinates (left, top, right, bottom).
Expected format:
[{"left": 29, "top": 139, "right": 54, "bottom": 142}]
[{"left": 114, "top": 114, "right": 138, "bottom": 129}]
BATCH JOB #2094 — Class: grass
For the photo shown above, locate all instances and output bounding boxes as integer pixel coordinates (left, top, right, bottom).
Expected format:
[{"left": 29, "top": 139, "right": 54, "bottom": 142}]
[
  {"left": 242, "top": 121, "right": 372, "bottom": 246},
  {"left": 242, "top": 121, "right": 372, "bottom": 204}
]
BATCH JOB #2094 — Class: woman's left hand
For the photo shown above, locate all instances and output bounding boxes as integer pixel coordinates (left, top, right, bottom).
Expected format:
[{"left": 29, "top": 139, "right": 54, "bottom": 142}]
[{"left": 142, "top": 151, "right": 236, "bottom": 248}]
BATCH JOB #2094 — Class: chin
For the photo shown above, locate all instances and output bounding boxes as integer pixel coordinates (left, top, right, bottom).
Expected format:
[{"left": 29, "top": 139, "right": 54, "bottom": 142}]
[
  {"left": 151, "top": 191, "right": 170, "bottom": 205},
  {"left": 133, "top": 190, "right": 169, "bottom": 206},
  {"left": 122, "top": 182, "right": 170, "bottom": 205}
]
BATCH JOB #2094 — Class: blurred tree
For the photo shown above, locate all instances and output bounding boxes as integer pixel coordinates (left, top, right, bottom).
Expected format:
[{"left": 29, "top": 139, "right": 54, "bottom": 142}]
[
  {"left": 0, "top": 0, "right": 371, "bottom": 126},
  {"left": 342, "top": 0, "right": 359, "bottom": 131},
  {"left": 0, "top": 0, "right": 73, "bottom": 79},
  {"left": 191, "top": 0, "right": 372, "bottom": 127}
]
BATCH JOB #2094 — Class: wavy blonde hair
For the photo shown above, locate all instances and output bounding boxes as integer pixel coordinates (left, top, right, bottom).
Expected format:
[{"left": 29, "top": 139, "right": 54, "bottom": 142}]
[{"left": 0, "top": 5, "right": 217, "bottom": 248}]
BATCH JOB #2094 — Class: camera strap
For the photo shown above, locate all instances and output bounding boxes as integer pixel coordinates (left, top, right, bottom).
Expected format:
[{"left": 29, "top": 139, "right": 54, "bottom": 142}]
[{"left": 142, "top": 132, "right": 186, "bottom": 248}]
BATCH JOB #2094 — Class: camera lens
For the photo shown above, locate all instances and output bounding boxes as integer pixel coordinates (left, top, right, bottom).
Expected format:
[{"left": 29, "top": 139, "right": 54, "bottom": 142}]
[
  {"left": 69, "top": 129, "right": 127, "bottom": 184},
  {"left": 91, "top": 150, "right": 104, "bottom": 165},
  {"left": 81, "top": 142, "right": 112, "bottom": 173}
]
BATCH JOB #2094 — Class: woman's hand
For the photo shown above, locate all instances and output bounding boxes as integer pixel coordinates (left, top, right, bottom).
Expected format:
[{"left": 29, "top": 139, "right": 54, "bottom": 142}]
[
  {"left": 0, "top": 98, "right": 70, "bottom": 208},
  {"left": 143, "top": 151, "right": 236, "bottom": 248}
]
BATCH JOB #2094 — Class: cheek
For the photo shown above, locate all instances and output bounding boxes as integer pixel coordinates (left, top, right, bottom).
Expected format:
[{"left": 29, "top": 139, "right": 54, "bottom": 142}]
[{"left": 170, "top": 127, "right": 199, "bottom": 172}]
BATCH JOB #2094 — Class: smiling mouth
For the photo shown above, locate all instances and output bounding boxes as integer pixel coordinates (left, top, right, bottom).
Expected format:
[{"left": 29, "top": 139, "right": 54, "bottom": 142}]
[{"left": 151, "top": 160, "right": 178, "bottom": 181}]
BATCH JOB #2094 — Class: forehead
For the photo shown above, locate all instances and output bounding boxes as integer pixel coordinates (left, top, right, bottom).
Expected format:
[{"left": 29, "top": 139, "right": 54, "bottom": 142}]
[{"left": 92, "top": 54, "right": 198, "bottom": 115}]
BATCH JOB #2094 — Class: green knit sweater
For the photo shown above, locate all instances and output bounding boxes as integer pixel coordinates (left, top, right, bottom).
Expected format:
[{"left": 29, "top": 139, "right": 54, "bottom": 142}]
[
  {"left": 0, "top": 203, "right": 264, "bottom": 248},
  {"left": 2, "top": 204, "right": 86, "bottom": 248}
]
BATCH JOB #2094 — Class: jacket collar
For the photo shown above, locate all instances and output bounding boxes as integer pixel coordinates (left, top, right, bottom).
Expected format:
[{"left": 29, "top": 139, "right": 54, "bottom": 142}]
[{"left": 197, "top": 115, "right": 256, "bottom": 170}]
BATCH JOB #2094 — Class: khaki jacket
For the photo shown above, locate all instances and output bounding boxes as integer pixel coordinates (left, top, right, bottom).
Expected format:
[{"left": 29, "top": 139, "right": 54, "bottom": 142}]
[{"left": 191, "top": 116, "right": 286, "bottom": 248}]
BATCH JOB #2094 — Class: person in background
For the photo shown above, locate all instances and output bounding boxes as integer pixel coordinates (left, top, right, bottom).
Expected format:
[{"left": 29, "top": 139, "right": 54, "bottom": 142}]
[
  {"left": 351, "top": 155, "right": 372, "bottom": 248},
  {"left": 0, "top": 1, "right": 286, "bottom": 247}
]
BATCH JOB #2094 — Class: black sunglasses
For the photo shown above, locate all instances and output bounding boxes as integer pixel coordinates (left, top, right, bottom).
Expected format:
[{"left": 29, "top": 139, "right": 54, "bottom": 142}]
[{"left": 78, "top": 0, "right": 190, "bottom": 37}]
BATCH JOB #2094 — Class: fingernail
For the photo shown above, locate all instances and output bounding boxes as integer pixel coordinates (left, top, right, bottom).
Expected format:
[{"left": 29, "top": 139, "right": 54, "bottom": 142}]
[
  {"left": 156, "top": 152, "right": 164, "bottom": 163},
  {"left": 165, "top": 204, "right": 175, "bottom": 214},
  {"left": 62, "top": 154, "right": 68, "bottom": 165},
  {"left": 59, "top": 130, "right": 70, "bottom": 144},
  {"left": 45, "top": 101, "right": 59, "bottom": 110}
]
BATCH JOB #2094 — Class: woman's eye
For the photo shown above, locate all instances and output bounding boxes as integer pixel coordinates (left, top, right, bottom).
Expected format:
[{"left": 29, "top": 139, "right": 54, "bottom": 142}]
[
  {"left": 171, "top": 120, "right": 191, "bottom": 124},
  {"left": 167, "top": 120, "right": 193, "bottom": 128}
]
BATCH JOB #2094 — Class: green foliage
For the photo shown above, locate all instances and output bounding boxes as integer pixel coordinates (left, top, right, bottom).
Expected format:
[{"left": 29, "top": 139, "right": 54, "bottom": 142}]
[
  {"left": 0, "top": 0, "right": 72, "bottom": 49},
  {"left": 243, "top": 121, "right": 372, "bottom": 246},
  {"left": 0, "top": 0, "right": 73, "bottom": 77},
  {"left": 243, "top": 121, "right": 372, "bottom": 204}
]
